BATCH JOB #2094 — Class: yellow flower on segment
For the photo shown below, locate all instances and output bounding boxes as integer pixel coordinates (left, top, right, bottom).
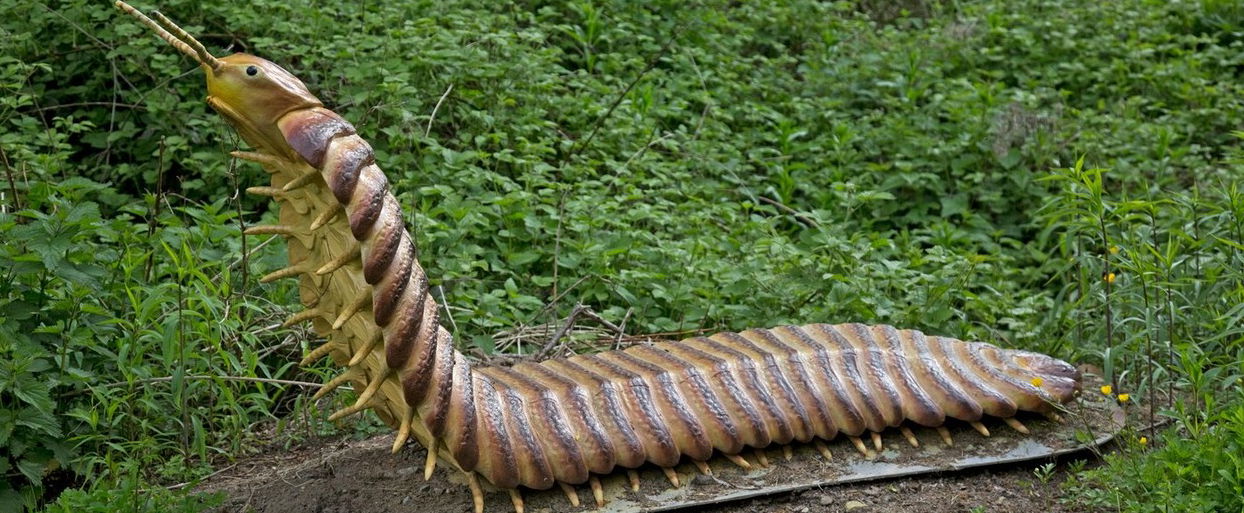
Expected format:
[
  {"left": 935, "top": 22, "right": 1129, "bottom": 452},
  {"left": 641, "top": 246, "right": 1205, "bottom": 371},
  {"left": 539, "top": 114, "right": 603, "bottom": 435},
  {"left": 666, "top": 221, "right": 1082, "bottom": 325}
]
[
  {"left": 1100, "top": 385, "right": 1113, "bottom": 396},
  {"left": 1031, "top": 377, "right": 1045, "bottom": 387},
  {"left": 1109, "top": 245, "right": 1119, "bottom": 255},
  {"left": 1117, "top": 393, "right": 1130, "bottom": 403},
  {"left": 1105, "top": 272, "right": 1117, "bottom": 284},
  {"left": 1139, "top": 437, "right": 1148, "bottom": 446}
]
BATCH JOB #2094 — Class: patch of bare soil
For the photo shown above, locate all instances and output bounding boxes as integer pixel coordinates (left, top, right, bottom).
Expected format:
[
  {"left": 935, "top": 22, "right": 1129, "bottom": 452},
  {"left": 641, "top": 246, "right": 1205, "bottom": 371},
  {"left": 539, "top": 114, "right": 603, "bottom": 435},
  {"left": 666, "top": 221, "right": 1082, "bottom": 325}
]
[{"left": 197, "top": 376, "right": 1122, "bottom": 513}]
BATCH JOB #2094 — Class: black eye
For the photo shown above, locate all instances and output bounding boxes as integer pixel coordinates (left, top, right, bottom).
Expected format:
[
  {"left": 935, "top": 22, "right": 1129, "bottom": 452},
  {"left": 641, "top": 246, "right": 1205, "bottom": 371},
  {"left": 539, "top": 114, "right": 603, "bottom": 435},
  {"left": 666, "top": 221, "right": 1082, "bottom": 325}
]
[{"left": 245, "top": 65, "right": 258, "bottom": 76}]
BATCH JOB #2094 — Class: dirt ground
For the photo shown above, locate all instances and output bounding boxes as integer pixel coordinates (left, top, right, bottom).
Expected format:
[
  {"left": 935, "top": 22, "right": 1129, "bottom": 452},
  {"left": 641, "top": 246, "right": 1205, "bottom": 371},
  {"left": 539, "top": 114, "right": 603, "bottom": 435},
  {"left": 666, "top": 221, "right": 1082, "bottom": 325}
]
[{"left": 196, "top": 375, "right": 1122, "bottom": 513}]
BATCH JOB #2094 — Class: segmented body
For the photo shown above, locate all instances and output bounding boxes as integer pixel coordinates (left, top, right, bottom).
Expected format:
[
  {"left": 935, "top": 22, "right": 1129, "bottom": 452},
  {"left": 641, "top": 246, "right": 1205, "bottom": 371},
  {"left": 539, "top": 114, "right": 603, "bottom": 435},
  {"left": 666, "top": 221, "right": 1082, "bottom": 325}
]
[
  {"left": 112, "top": 4, "right": 1082, "bottom": 509},
  {"left": 271, "top": 107, "right": 1081, "bottom": 492}
]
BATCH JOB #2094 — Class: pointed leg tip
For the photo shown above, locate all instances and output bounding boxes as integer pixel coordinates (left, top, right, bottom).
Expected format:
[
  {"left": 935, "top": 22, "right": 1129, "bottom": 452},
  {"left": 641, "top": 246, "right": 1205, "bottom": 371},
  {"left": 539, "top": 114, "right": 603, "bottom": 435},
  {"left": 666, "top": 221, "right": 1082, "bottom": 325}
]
[
  {"left": 661, "top": 467, "right": 680, "bottom": 488},
  {"left": 509, "top": 489, "right": 525, "bottom": 513},
  {"left": 971, "top": 421, "right": 991, "bottom": 437},
  {"left": 627, "top": 470, "right": 640, "bottom": 492},
  {"left": 871, "top": 432, "right": 884, "bottom": 451},
  {"left": 1004, "top": 417, "right": 1031, "bottom": 435},
  {"left": 782, "top": 445, "right": 793, "bottom": 461},
  {"left": 725, "top": 453, "right": 752, "bottom": 469},
  {"left": 589, "top": 476, "right": 605, "bottom": 507},
  {"left": 559, "top": 482, "right": 580, "bottom": 508}
]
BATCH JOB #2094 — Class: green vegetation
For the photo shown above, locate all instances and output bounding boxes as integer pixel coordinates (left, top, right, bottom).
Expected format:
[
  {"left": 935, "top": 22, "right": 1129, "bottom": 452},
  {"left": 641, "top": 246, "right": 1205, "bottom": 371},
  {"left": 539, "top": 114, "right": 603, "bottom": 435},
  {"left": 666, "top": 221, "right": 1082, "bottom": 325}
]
[{"left": 1, "top": 0, "right": 1241, "bottom": 511}]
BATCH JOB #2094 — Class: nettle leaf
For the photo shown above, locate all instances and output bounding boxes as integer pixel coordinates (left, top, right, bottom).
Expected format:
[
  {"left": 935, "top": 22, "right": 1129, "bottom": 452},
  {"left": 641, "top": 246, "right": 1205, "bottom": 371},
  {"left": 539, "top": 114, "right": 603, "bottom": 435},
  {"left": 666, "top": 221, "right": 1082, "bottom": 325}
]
[
  {"left": 16, "top": 407, "right": 61, "bottom": 438},
  {"left": 11, "top": 376, "right": 54, "bottom": 413}
]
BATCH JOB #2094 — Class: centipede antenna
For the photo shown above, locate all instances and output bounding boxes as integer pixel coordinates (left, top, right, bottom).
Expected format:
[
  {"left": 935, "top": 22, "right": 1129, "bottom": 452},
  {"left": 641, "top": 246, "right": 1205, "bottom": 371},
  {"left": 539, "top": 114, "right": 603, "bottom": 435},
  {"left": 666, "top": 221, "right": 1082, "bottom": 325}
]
[
  {"left": 114, "top": 2, "right": 221, "bottom": 70},
  {"left": 150, "top": 10, "right": 222, "bottom": 70}
]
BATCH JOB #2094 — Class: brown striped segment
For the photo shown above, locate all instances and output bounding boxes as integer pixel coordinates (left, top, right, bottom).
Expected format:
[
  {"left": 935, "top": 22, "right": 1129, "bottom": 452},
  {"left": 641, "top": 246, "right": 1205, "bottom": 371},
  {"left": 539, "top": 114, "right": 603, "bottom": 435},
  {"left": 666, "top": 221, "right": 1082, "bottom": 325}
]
[
  {"left": 488, "top": 367, "right": 588, "bottom": 486},
  {"left": 347, "top": 165, "right": 388, "bottom": 240},
  {"left": 708, "top": 332, "right": 803, "bottom": 444},
  {"left": 724, "top": 330, "right": 815, "bottom": 443},
  {"left": 473, "top": 375, "right": 518, "bottom": 488},
  {"left": 877, "top": 326, "right": 945, "bottom": 427},
  {"left": 814, "top": 325, "right": 889, "bottom": 433},
  {"left": 521, "top": 362, "right": 617, "bottom": 475},
  {"left": 661, "top": 341, "right": 765, "bottom": 451},
  {"left": 443, "top": 353, "right": 478, "bottom": 470},
  {"left": 368, "top": 229, "right": 412, "bottom": 326},
  {"left": 777, "top": 325, "right": 862, "bottom": 437},
  {"left": 421, "top": 329, "right": 458, "bottom": 438},
  {"left": 396, "top": 300, "right": 441, "bottom": 405},
  {"left": 541, "top": 359, "right": 646, "bottom": 470},
  {"left": 751, "top": 327, "right": 839, "bottom": 442},
  {"left": 361, "top": 195, "right": 405, "bottom": 286},
  {"left": 572, "top": 354, "right": 681, "bottom": 467},
  {"left": 903, "top": 329, "right": 981, "bottom": 421},
  {"left": 840, "top": 323, "right": 904, "bottom": 428},
  {"left": 319, "top": 134, "right": 374, "bottom": 204},
  {"left": 933, "top": 336, "right": 1016, "bottom": 418},
  {"left": 277, "top": 107, "right": 356, "bottom": 168},
  {"left": 628, "top": 345, "right": 742, "bottom": 455},
  {"left": 603, "top": 350, "right": 714, "bottom": 462}
]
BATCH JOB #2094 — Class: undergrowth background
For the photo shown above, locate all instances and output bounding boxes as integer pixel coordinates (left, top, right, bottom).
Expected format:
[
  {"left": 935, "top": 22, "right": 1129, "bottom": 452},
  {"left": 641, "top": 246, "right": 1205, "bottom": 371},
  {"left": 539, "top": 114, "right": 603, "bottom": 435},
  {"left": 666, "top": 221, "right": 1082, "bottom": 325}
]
[{"left": 1, "top": 0, "right": 1241, "bottom": 511}]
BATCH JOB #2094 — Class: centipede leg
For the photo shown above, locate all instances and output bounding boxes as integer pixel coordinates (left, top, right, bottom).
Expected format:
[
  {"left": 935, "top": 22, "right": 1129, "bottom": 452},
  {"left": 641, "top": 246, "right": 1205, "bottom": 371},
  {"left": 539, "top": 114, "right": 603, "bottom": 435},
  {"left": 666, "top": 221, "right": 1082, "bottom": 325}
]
[
  {"left": 724, "top": 453, "right": 751, "bottom": 469},
  {"left": 423, "top": 440, "right": 437, "bottom": 480},
  {"left": 589, "top": 476, "right": 605, "bottom": 507},
  {"left": 900, "top": 426, "right": 920, "bottom": 448},
  {"left": 1004, "top": 417, "right": 1030, "bottom": 434},
  {"left": 936, "top": 426, "right": 954, "bottom": 447},
  {"left": 782, "top": 445, "right": 793, "bottom": 461},
  {"left": 753, "top": 448, "right": 770, "bottom": 467},
  {"left": 970, "top": 421, "right": 991, "bottom": 437},
  {"left": 849, "top": 436, "right": 870, "bottom": 457},
  {"left": 693, "top": 460, "right": 712, "bottom": 475},
  {"left": 814, "top": 440, "right": 833, "bottom": 460},
  {"left": 627, "top": 470, "right": 640, "bottom": 492},
  {"left": 871, "top": 431, "right": 883, "bottom": 451},
  {"left": 466, "top": 472, "right": 484, "bottom": 513},
  {"left": 509, "top": 489, "right": 524, "bottom": 513},
  {"left": 661, "top": 467, "right": 681, "bottom": 487},
  {"left": 559, "top": 482, "right": 580, "bottom": 507}
]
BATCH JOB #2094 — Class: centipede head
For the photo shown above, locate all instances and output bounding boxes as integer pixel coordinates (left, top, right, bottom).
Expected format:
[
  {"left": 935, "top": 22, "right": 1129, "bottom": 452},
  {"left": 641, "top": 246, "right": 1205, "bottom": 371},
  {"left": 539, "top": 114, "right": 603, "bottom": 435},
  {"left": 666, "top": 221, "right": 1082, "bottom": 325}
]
[{"left": 115, "top": 1, "right": 321, "bottom": 158}]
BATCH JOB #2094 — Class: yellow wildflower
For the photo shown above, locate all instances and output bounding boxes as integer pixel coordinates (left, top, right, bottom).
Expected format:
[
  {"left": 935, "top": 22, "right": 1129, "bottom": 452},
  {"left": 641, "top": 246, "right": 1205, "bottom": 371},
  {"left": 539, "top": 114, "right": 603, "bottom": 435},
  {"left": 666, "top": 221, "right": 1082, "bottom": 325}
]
[
  {"left": 1105, "top": 272, "right": 1117, "bottom": 284},
  {"left": 1030, "top": 377, "right": 1045, "bottom": 387},
  {"left": 1109, "top": 245, "right": 1119, "bottom": 255},
  {"left": 1139, "top": 437, "right": 1148, "bottom": 446},
  {"left": 1118, "top": 393, "right": 1130, "bottom": 403},
  {"left": 1100, "top": 385, "right": 1113, "bottom": 396}
]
